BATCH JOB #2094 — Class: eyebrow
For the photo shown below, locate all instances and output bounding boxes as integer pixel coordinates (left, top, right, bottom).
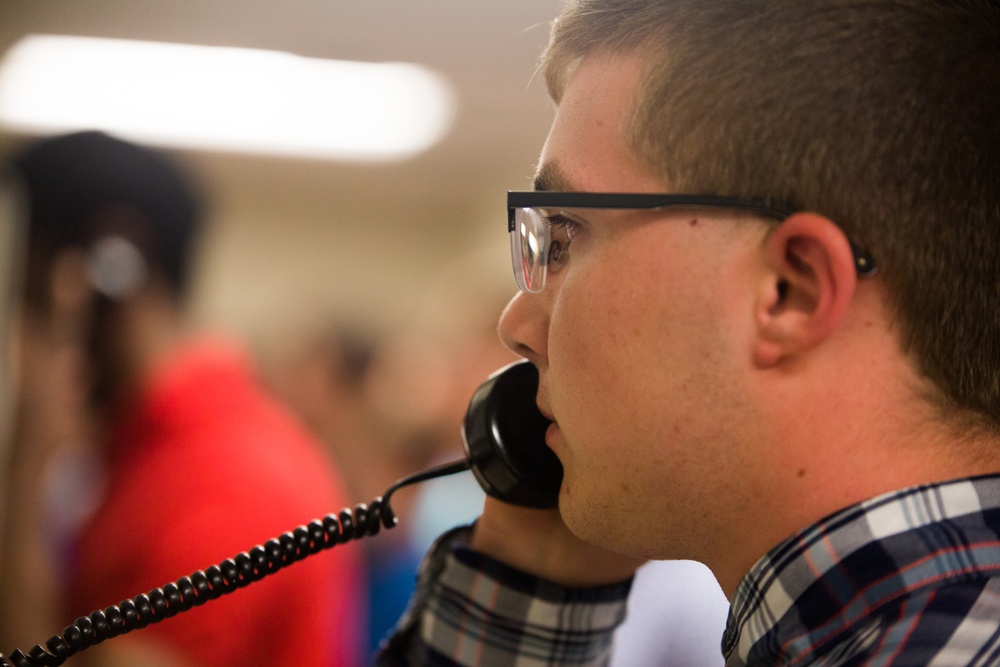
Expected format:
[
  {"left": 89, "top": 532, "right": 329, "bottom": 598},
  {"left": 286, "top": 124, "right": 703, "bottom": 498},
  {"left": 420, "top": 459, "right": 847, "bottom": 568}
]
[{"left": 532, "top": 162, "right": 575, "bottom": 192}]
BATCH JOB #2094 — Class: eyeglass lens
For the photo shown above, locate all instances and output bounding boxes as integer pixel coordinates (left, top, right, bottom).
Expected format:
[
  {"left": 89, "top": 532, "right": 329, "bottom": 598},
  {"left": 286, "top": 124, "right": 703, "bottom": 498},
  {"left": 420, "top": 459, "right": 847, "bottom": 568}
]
[{"left": 511, "top": 206, "right": 579, "bottom": 293}]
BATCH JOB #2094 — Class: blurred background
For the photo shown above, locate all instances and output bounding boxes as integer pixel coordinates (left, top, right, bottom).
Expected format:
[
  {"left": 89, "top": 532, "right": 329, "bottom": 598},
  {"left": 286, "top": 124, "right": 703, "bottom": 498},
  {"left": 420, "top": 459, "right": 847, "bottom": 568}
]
[
  {"left": 0, "top": 2, "right": 562, "bottom": 661},
  {"left": 0, "top": 0, "right": 561, "bottom": 345}
]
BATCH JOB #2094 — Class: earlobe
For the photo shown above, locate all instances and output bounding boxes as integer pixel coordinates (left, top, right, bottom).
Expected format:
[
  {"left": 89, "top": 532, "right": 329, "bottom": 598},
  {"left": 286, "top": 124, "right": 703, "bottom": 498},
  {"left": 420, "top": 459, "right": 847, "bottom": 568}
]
[{"left": 752, "top": 213, "right": 858, "bottom": 368}]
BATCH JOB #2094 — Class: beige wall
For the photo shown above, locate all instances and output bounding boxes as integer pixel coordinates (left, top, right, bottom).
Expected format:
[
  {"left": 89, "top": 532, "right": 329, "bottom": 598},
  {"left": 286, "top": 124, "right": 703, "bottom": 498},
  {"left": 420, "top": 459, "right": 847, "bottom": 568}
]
[{"left": 0, "top": 0, "right": 560, "bottom": 345}]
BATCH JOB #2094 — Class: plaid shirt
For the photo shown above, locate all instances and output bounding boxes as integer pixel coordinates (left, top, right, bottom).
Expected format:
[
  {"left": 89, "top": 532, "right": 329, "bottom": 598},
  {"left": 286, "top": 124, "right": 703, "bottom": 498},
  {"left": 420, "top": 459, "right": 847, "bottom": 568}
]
[
  {"left": 377, "top": 525, "right": 632, "bottom": 666},
  {"left": 725, "top": 474, "right": 1000, "bottom": 666},
  {"left": 379, "top": 474, "right": 1000, "bottom": 666}
]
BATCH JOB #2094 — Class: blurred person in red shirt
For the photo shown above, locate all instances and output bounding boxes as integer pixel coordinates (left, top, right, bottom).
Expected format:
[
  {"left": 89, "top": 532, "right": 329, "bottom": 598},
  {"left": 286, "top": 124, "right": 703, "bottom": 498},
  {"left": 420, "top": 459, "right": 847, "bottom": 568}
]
[{"left": 1, "top": 131, "right": 364, "bottom": 667}]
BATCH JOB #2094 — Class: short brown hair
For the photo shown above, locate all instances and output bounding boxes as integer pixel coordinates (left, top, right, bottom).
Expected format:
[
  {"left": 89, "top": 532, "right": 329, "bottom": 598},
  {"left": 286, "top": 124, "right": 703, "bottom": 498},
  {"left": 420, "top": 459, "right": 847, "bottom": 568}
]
[{"left": 542, "top": 0, "right": 1000, "bottom": 431}]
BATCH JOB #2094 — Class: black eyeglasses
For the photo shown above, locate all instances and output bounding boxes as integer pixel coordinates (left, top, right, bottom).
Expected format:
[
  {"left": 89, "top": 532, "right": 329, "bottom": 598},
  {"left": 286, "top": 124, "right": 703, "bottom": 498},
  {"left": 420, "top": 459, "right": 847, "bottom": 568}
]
[{"left": 507, "top": 191, "right": 877, "bottom": 293}]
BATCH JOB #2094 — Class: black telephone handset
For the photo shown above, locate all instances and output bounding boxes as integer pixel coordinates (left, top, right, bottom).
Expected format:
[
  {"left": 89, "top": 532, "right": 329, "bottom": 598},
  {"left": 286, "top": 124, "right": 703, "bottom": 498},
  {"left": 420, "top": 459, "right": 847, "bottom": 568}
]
[
  {"left": 1, "top": 359, "right": 560, "bottom": 666},
  {"left": 462, "top": 359, "right": 561, "bottom": 509}
]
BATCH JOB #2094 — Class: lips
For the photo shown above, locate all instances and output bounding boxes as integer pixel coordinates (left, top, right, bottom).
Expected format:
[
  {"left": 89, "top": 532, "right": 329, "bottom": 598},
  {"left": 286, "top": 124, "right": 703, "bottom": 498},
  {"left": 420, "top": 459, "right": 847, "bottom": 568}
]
[
  {"left": 544, "top": 420, "right": 562, "bottom": 451},
  {"left": 536, "top": 388, "right": 561, "bottom": 449}
]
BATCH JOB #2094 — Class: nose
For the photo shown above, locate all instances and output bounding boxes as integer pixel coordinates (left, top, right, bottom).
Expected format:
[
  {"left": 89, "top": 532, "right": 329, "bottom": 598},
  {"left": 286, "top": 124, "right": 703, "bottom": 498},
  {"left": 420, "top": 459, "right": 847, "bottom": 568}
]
[{"left": 498, "top": 289, "right": 549, "bottom": 368}]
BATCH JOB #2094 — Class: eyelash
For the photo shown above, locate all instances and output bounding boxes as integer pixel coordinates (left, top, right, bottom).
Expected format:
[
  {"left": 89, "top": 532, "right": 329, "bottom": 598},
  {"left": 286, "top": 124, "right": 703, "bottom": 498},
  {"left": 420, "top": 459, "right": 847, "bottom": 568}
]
[{"left": 545, "top": 212, "right": 583, "bottom": 240}]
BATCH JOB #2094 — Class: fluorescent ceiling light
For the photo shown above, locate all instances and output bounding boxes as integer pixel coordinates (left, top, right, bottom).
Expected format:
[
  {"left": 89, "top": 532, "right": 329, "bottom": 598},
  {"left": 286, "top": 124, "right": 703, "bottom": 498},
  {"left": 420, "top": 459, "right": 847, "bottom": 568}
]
[{"left": 0, "top": 35, "right": 456, "bottom": 162}]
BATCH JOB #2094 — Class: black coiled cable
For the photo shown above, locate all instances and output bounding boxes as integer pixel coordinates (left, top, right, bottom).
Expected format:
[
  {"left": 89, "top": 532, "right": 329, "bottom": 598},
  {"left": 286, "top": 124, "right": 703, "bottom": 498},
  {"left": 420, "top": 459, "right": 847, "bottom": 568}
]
[{"left": 0, "top": 458, "right": 470, "bottom": 667}]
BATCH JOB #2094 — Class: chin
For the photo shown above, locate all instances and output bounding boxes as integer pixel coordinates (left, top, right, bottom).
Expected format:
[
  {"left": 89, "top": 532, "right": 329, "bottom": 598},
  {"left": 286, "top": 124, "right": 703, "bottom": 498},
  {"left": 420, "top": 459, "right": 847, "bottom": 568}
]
[
  {"left": 561, "top": 486, "right": 655, "bottom": 556},
  {"left": 560, "top": 486, "right": 611, "bottom": 539}
]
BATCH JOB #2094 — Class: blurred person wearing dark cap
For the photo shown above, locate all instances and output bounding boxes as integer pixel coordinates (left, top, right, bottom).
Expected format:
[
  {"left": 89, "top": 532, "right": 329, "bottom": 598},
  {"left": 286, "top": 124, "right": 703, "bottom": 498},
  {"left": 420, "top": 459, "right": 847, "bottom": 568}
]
[{"left": 0, "top": 131, "right": 364, "bottom": 666}]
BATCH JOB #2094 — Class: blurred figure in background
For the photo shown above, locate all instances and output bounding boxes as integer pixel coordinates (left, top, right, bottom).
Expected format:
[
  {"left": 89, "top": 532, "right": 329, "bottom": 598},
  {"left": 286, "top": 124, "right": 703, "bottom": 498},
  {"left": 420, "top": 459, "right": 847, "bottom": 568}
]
[
  {"left": 0, "top": 131, "right": 364, "bottom": 667},
  {"left": 261, "top": 318, "right": 412, "bottom": 661},
  {"left": 261, "top": 251, "right": 520, "bottom": 660},
  {"left": 366, "top": 248, "right": 523, "bottom": 553}
]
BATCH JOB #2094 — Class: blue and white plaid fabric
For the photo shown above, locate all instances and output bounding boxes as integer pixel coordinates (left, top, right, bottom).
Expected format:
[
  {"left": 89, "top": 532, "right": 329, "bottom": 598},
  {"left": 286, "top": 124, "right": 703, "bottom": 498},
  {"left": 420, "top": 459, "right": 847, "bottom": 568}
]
[
  {"left": 378, "top": 525, "right": 632, "bottom": 666},
  {"left": 725, "top": 474, "right": 1000, "bottom": 666}
]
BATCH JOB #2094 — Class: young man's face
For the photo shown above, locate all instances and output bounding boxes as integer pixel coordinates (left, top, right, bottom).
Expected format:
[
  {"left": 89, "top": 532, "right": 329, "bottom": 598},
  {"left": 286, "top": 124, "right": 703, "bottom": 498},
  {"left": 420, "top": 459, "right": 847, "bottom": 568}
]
[{"left": 498, "top": 53, "right": 771, "bottom": 562}]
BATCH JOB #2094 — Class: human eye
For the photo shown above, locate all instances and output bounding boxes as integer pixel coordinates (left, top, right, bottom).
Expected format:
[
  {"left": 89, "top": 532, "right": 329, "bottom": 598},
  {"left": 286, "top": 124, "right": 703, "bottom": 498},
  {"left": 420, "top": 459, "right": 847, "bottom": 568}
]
[
  {"left": 542, "top": 211, "right": 582, "bottom": 270},
  {"left": 544, "top": 211, "right": 582, "bottom": 237}
]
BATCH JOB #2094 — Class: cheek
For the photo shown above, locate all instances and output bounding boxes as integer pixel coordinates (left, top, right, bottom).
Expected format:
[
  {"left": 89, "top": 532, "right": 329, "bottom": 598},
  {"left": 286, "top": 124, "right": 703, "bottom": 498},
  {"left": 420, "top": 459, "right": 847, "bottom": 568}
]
[
  {"left": 551, "top": 233, "right": 685, "bottom": 386},
  {"left": 545, "top": 226, "right": 739, "bottom": 468},
  {"left": 547, "top": 238, "right": 677, "bottom": 452},
  {"left": 542, "top": 224, "right": 767, "bottom": 556}
]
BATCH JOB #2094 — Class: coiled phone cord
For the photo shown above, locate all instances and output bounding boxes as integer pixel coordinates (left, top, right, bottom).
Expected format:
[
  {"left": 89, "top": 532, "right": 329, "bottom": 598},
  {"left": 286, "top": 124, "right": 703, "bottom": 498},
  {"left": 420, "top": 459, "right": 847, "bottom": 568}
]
[{"left": 0, "top": 458, "right": 471, "bottom": 667}]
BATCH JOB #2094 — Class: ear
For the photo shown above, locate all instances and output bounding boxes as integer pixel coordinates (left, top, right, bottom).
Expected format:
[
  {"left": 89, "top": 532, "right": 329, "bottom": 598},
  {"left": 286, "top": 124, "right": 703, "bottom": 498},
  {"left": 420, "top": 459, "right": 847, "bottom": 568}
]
[{"left": 752, "top": 213, "right": 858, "bottom": 368}]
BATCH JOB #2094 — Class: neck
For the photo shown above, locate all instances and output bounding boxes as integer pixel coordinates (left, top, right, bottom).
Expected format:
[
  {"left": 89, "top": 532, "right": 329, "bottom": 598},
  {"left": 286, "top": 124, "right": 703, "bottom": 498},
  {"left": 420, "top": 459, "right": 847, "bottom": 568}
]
[
  {"left": 91, "top": 283, "right": 187, "bottom": 415},
  {"left": 712, "top": 310, "right": 1000, "bottom": 597}
]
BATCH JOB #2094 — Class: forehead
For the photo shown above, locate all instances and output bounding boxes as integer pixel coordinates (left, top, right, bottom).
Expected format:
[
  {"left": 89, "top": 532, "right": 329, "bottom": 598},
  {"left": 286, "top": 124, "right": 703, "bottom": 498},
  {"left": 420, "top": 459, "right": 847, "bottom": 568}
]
[{"left": 536, "top": 53, "right": 666, "bottom": 194}]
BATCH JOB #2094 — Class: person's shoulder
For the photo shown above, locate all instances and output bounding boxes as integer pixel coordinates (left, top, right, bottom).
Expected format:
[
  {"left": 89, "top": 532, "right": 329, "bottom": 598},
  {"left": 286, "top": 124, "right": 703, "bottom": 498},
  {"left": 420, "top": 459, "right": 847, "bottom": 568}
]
[{"left": 813, "top": 575, "right": 1000, "bottom": 665}]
